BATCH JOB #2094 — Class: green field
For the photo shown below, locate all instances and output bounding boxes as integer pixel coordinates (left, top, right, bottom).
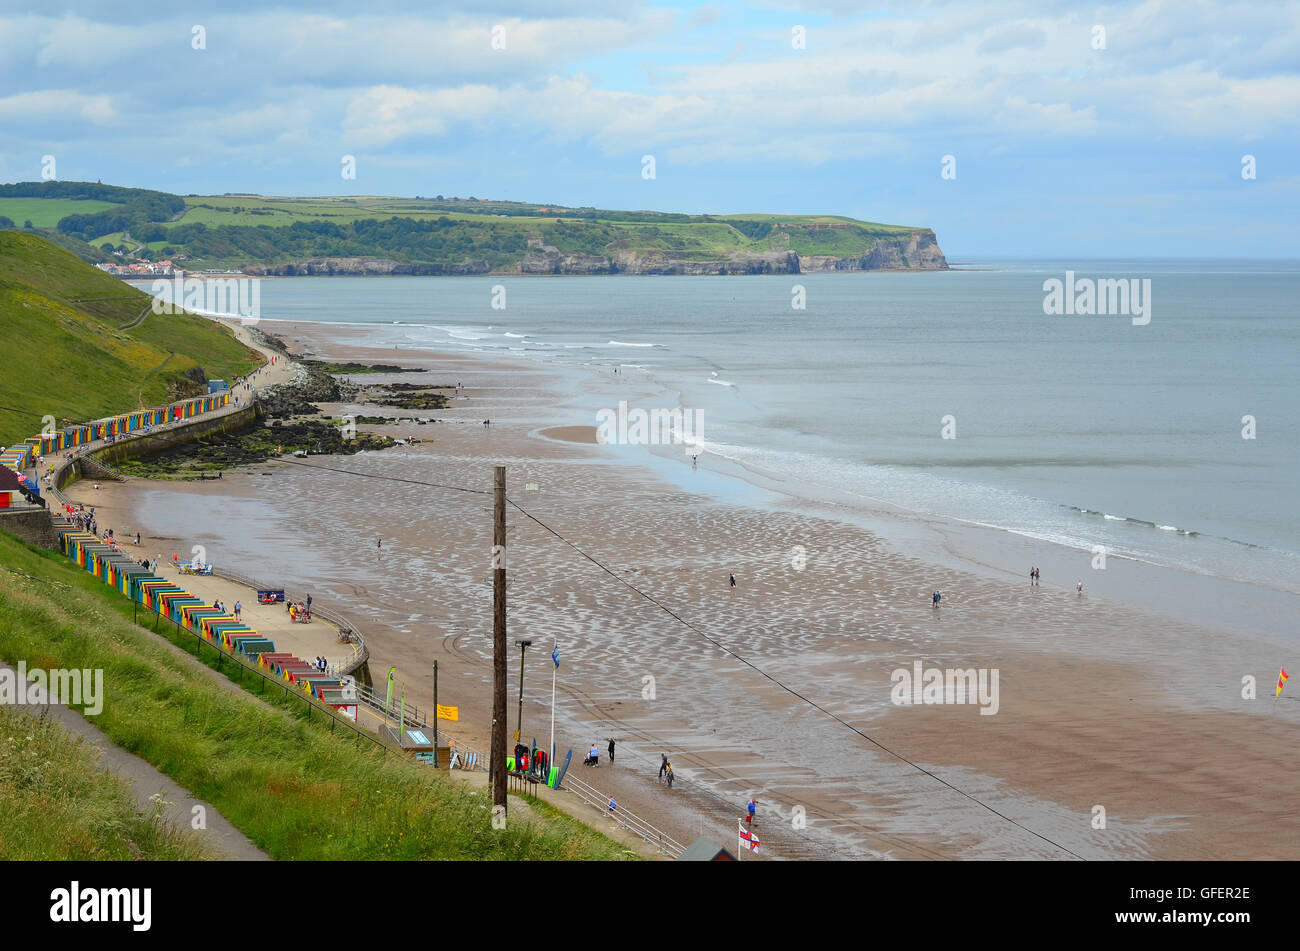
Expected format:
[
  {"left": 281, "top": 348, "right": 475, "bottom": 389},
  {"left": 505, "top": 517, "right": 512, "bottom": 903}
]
[
  {"left": 0, "top": 197, "right": 118, "bottom": 228},
  {"left": 0, "top": 231, "right": 262, "bottom": 445},
  {"left": 0, "top": 531, "right": 630, "bottom": 860}
]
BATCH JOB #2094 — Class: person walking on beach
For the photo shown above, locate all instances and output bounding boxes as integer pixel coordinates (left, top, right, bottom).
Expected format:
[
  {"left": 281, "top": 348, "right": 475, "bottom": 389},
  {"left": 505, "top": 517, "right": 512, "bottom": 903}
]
[
  {"left": 306, "top": 594, "right": 312, "bottom": 612},
  {"left": 608, "top": 738, "right": 616, "bottom": 764},
  {"left": 659, "top": 753, "right": 668, "bottom": 779},
  {"left": 747, "top": 798, "right": 757, "bottom": 824},
  {"left": 1077, "top": 580, "right": 1084, "bottom": 595},
  {"left": 377, "top": 537, "right": 382, "bottom": 552},
  {"left": 234, "top": 600, "right": 242, "bottom": 621},
  {"left": 729, "top": 572, "right": 737, "bottom": 588},
  {"left": 665, "top": 762, "right": 674, "bottom": 787}
]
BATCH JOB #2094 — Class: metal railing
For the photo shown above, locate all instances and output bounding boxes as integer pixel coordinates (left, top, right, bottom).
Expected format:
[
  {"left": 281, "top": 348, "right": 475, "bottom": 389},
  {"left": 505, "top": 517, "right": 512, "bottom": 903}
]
[
  {"left": 208, "top": 565, "right": 370, "bottom": 680},
  {"left": 131, "top": 596, "right": 395, "bottom": 755},
  {"left": 558, "top": 770, "right": 686, "bottom": 858},
  {"left": 76, "top": 453, "right": 128, "bottom": 482},
  {"left": 355, "top": 681, "right": 431, "bottom": 730}
]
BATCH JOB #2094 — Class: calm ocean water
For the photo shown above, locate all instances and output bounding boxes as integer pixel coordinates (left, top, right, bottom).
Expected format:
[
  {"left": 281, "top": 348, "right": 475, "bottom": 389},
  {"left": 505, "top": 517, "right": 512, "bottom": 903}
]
[{"left": 141, "top": 261, "right": 1300, "bottom": 599}]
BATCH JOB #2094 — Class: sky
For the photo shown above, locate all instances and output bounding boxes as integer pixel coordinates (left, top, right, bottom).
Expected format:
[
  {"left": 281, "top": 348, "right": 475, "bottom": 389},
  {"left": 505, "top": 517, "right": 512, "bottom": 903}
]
[{"left": 0, "top": 0, "right": 1296, "bottom": 258}]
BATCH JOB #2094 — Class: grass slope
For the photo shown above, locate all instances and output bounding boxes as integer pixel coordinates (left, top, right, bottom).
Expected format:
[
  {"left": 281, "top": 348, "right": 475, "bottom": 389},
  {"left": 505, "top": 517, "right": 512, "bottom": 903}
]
[
  {"left": 0, "top": 704, "right": 211, "bottom": 859},
  {"left": 0, "top": 231, "right": 262, "bottom": 444},
  {"left": 0, "top": 531, "right": 631, "bottom": 860}
]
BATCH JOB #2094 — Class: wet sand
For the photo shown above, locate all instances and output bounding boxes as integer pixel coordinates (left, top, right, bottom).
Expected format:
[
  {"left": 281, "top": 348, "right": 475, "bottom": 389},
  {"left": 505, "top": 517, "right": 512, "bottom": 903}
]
[{"left": 95, "top": 319, "right": 1300, "bottom": 860}]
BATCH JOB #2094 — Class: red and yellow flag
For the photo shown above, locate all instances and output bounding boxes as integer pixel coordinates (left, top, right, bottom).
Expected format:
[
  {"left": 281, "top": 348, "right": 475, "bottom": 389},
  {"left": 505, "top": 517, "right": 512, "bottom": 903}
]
[{"left": 1277, "top": 667, "right": 1289, "bottom": 698}]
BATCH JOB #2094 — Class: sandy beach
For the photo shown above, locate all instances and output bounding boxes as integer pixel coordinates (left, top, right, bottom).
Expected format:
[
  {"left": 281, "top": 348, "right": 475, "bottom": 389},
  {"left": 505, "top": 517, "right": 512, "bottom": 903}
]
[{"left": 84, "top": 318, "right": 1300, "bottom": 861}]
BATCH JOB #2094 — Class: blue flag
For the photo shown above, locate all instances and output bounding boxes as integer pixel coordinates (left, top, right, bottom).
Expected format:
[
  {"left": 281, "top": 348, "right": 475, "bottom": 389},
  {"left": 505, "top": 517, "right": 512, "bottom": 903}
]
[{"left": 552, "top": 646, "right": 560, "bottom": 668}]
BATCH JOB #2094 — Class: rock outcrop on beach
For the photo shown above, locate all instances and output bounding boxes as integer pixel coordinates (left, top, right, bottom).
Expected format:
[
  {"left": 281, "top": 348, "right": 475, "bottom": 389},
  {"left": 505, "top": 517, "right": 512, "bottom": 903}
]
[{"left": 257, "top": 364, "right": 342, "bottom": 418}]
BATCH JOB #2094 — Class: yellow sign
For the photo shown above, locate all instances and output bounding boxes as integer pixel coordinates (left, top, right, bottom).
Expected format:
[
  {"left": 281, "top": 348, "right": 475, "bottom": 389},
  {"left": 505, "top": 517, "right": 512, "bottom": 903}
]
[{"left": 437, "top": 704, "right": 459, "bottom": 722}]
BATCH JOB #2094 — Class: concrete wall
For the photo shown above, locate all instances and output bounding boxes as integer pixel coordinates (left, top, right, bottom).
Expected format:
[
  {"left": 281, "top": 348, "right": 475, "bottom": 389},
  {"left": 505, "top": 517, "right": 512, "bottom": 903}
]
[
  {"left": 93, "top": 405, "right": 261, "bottom": 467},
  {"left": 57, "top": 405, "right": 260, "bottom": 491},
  {"left": 0, "top": 508, "right": 58, "bottom": 550}
]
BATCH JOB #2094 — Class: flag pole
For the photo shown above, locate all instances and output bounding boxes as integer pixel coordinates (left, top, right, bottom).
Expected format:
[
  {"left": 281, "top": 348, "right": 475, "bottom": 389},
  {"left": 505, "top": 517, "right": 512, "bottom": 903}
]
[{"left": 550, "top": 639, "right": 557, "bottom": 766}]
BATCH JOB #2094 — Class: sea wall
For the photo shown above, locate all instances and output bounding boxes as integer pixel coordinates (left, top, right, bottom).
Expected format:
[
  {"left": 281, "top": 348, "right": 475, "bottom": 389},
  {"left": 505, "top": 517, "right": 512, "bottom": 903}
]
[
  {"left": 0, "top": 508, "right": 58, "bottom": 551},
  {"left": 70, "top": 405, "right": 261, "bottom": 478}
]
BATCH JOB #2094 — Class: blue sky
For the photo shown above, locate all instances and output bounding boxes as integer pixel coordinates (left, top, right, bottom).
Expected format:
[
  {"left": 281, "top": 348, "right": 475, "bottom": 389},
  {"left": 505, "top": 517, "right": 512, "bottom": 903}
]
[{"left": 0, "top": 0, "right": 1296, "bottom": 258}]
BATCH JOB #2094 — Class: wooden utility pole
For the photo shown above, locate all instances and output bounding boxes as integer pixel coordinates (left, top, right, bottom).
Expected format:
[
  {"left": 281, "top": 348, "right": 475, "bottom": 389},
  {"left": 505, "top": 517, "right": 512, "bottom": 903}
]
[{"left": 491, "top": 465, "right": 508, "bottom": 814}]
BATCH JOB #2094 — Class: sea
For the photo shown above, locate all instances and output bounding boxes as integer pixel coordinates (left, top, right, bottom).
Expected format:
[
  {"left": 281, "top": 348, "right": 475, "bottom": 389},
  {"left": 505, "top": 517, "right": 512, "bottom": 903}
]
[{"left": 133, "top": 260, "right": 1300, "bottom": 636}]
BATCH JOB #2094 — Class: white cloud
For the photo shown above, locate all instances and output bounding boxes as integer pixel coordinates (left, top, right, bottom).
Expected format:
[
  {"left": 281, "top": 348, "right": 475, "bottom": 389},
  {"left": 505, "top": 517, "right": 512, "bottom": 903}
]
[{"left": 0, "top": 89, "right": 116, "bottom": 124}]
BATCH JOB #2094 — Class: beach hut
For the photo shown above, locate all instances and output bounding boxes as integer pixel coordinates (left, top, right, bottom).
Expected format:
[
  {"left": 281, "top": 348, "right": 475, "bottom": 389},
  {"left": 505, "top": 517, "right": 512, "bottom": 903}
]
[
  {"left": 677, "top": 839, "right": 736, "bottom": 862},
  {"left": 0, "top": 465, "right": 26, "bottom": 508}
]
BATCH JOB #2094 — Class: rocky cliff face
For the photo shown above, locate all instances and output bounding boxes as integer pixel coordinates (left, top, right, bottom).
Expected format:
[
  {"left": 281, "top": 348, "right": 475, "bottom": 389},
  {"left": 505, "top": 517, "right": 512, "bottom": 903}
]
[
  {"left": 242, "top": 257, "right": 490, "bottom": 276},
  {"left": 240, "top": 230, "right": 947, "bottom": 277},
  {"left": 514, "top": 235, "right": 945, "bottom": 275},
  {"left": 800, "top": 229, "right": 947, "bottom": 272}
]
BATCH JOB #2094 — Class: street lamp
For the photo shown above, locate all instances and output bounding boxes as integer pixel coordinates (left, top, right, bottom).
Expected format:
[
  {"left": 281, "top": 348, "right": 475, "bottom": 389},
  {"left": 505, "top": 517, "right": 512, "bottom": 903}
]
[{"left": 515, "top": 639, "right": 532, "bottom": 744}]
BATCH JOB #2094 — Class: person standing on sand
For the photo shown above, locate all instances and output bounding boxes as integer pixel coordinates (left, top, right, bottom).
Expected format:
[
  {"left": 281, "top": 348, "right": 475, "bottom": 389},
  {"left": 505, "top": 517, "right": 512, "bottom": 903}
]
[
  {"left": 1077, "top": 580, "right": 1083, "bottom": 595},
  {"left": 729, "top": 572, "right": 736, "bottom": 588},
  {"left": 659, "top": 753, "right": 668, "bottom": 779},
  {"left": 306, "top": 594, "right": 312, "bottom": 612},
  {"left": 234, "top": 600, "right": 242, "bottom": 621},
  {"left": 747, "top": 798, "right": 757, "bottom": 824},
  {"left": 377, "top": 537, "right": 382, "bottom": 552},
  {"left": 665, "top": 762, "right": 674, "bottom": 787},
  {"left": 608, "top": 738, "right": 616, "bottom": 764}
]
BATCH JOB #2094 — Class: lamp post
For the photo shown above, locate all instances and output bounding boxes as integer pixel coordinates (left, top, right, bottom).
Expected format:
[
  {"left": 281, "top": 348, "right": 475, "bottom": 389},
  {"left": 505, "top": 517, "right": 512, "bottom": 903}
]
[{"left": 515, "top": 639, "right": 532, "bottom": 745}]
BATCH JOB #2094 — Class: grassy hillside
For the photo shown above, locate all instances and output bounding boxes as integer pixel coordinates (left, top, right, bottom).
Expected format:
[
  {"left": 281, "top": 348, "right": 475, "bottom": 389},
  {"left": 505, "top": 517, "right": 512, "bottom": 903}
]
[
  {"left": 0, "top": 704, "right": 211, "bottom": 859},
  {"left": 0, "top": 231, "right": 262, "bottom": 445},
  {"left": 0, "top": 531, "right": 630, "bottom": 860},
  {"left": 1, "top": 181, "right": 944, "bottom": 273}
]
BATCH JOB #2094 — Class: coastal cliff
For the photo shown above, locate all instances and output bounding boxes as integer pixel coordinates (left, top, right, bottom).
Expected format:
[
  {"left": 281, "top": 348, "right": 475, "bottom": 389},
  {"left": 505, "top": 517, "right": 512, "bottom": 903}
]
[
  {"left": 242, "top": 230, "right": 947, "bottom": 277},
  {"left": 8, "top": 182, "right": 950, "bottom": 275}
]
